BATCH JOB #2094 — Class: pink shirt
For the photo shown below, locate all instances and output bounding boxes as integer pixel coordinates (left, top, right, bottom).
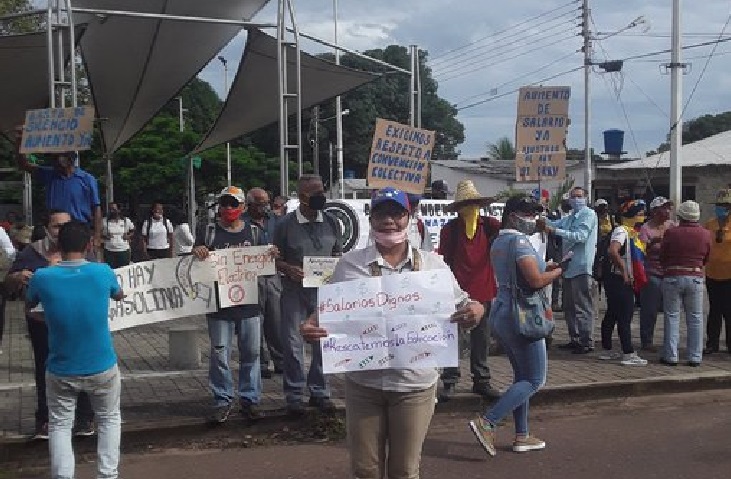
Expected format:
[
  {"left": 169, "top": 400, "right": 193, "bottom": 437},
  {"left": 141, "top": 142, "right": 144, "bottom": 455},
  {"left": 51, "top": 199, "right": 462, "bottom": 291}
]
[{"left": 639, "top": 220, "right": 673, "bottom": 276}]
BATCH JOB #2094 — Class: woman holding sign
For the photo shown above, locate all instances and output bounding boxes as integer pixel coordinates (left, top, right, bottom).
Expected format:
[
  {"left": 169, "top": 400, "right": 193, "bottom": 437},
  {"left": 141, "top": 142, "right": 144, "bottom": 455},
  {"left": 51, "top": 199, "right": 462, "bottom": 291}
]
[{"left": 301, "top": 187, "right": 483, "bottom": 479}]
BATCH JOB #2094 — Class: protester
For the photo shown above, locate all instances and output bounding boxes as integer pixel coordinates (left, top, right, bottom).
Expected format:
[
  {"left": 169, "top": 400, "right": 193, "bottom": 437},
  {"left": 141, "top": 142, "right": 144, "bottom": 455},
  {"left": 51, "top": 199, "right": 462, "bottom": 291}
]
[
  {"left": 141, "top": 202, "right": 174, "bottom": 259},
  {"left": 275, "top": 174, "right": 341, "bottom": 415},
  {"left": 660, "top": 201, "right": 711, "bottom": 366},
  {"left": 26, "top": 221, "right": 124, "bottom": 479},
  {"left": 597, "top": 200, "right": 648, "bottom": 365},
  {"left": 595, "top": 199, "right": 615, "bottom": 237},
  {"left": 15, "top": 135, "right": 103, "bottom": 247},
  {"left": 0, "top": 225, "right": 16, "bottom": 355},
  {"left": 430, "top": 179, "right": 449, "bottom": 200},
  {"left": 539, "top": 187, "right": 599, "bottom": 354},
  {"left": 704, "top": 188, "right": 731, "bottom": 354},
  {"left": 546, "top": 198, "right": 570, "bottom": 311},
  {"left": 406, "top": 193, "right": 434, "bottom": 251},
  {"left": 172, "top": 209, "right": 195, "bottom": 256},
  {"left": 300, "top": 187, "right": 484, "bottom": 478},
  {"left": 468, "top": 195, "right": 561, "bottom": 457},
  {"left": 272, "top": 196, "right": 288, "bottom": 217},
  {"left": 438, "top": 180, "right": 500, "bottom": 400},
  {"left": 638, "top": 197, "right": 674, "bottom": 352},
  {"left": 5, "top": 210, "right": 95, "bottom": 439},
  {"left": 243, "top": 188, "right": 284, "bottom": 378},
  {"left": 0, "top": 211, "right": 19, "bottom": 231},
  {"left": 193, "top": 186, "right": 276, "bottom": 423},
  {"left": 101, "top": 202, "right": 135, "bottom": 268}
]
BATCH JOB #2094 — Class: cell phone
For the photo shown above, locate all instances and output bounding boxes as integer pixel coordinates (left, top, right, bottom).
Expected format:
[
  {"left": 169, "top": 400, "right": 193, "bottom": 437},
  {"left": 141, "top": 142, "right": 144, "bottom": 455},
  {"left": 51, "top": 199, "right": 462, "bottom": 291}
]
[{"left": 558, "top": 251, "right": 573, "bottom": 270}]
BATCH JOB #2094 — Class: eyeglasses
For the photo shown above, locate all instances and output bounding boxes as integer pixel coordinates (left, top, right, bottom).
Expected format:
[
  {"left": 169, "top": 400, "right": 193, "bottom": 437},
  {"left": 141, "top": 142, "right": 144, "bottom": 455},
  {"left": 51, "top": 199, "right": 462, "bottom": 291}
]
[
  {"left": 219, "top": 197, "right": 240, "bottom": 208},
  {"left": 371, "top": 206, "right": 409, "bottom": 220}
]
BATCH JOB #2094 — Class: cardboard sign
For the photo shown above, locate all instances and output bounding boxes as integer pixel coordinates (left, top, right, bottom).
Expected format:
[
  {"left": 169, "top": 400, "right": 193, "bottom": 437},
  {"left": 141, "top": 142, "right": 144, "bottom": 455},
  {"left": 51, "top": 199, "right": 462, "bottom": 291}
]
[
  {"left": 108, "top": 257, "right": 216, "bottom": 331},
  {"left": 209, "top": 246, "right": 275, "bottom": 308},
  {"left": 367, "top": 118, "right": 434, "bottom": 195},
  {"left": 20, "top": 107, "right": 95, "bottom": 154},
  {"left": 303, "top": 256, "right": 340, "bottom": 288},
  {"left": 514, "top": 86, "right": 570, "bottom": 182},
  {"left": 318, "top": 270, "right": 458, "bottom": 373}
]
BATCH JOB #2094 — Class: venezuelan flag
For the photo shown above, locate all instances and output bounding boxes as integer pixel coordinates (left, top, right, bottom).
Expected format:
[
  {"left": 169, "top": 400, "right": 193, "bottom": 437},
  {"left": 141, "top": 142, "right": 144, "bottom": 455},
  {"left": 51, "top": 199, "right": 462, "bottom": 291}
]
[{"left": 624, "top": 226, "right": 648, "bottom": 292}]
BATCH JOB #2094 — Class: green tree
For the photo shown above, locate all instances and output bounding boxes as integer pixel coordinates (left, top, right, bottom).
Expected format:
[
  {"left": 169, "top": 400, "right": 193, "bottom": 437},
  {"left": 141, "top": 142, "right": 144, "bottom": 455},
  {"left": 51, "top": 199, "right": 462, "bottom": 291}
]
[
  {"left": 486, "top": 137, "right": 515, "bottom": 161},
  {"left": 0, "top": 0, "right": 42, "bottom": 35}
]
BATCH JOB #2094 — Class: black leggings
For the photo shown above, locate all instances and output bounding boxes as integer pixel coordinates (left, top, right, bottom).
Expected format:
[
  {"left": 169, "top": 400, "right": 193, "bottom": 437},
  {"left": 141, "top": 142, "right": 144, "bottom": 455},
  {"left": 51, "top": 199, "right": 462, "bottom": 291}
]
[{"left": 601, "top": 274, "right": 636, "bottom": 354}]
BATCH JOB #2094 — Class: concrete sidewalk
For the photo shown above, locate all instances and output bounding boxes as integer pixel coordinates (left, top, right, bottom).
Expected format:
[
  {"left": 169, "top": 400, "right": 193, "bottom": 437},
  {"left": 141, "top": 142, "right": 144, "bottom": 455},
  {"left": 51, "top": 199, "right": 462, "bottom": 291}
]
[{"left": 1, "top": 299, "right": 730, "bottom": 441}]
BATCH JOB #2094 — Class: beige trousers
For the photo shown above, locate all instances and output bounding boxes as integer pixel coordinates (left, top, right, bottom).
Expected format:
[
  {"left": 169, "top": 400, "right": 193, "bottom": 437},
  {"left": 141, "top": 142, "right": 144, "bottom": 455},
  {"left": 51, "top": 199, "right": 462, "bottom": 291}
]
[{"left": 345, "top": 378, "right": 436, "bottom": 479}]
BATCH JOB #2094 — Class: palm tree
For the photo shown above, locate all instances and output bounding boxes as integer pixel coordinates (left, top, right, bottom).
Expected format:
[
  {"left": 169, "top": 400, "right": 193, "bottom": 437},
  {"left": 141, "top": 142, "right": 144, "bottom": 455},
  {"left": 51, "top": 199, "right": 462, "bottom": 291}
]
[{"left": 486, "top": 137, "right": 515, "bottom": 161}]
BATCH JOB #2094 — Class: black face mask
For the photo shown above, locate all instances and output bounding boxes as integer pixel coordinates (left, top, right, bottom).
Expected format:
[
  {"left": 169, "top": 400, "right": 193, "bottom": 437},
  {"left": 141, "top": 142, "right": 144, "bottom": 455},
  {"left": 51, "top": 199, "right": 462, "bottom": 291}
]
[{"left": 307, "top": 194, "right": 327, "bottom": 211}]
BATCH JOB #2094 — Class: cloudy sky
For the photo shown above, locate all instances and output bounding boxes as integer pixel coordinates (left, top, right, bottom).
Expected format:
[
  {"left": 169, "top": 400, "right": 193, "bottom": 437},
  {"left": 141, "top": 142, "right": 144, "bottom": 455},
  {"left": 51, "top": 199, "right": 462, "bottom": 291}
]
[{"left": 198, "top": 0, "right": 731, "bottom": 159}]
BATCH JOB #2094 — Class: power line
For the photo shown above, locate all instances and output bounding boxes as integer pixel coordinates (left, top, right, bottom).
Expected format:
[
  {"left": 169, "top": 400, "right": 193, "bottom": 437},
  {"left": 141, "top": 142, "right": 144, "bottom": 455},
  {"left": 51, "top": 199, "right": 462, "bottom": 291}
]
[
  {"left": 429, "top": 0, "right": 580, "bottom": 63},
  {"left": 430, "top": 10, "right": 579, "bottom": 70},
  {"left": 436, "top": 33, "right": 579, "bottom": 83},
  {"left": 616, "top": 36, "right": 731, "bottom": 62},
  {"left": 454, "top": 50, "right": 579, "bottom": 107},
  {"left": 635, "top": 49, "right": 731, "bottom": 63},
  {"left": 457, "top": 66, "right": 583, "bottom": 111}
]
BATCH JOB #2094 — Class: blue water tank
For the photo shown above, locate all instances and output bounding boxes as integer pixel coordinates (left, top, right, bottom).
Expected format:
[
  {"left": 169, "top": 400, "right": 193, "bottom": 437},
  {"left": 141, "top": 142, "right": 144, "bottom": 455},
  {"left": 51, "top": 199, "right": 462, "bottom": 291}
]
[
  {"left": 344, "top": 170, "right": 356, "bottom": 179},
  {"left": 603, "top": 129, "right": 626, "bottom": 156}
]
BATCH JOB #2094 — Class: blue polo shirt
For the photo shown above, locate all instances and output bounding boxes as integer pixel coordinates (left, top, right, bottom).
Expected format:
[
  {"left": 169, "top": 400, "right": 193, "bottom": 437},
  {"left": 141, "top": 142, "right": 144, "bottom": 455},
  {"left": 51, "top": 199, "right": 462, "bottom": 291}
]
[
  {"left": 37, "top": 166, "right": 100, "bottom": 224},
  {"left": 26, "top": 260, "right": 121, "bottom": 376}
]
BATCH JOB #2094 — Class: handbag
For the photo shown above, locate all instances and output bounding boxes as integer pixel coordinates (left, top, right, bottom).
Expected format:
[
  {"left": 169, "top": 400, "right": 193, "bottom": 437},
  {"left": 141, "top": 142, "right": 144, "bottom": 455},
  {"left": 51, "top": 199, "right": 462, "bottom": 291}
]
[{"left": 508, "top": 235, "right": 555, "bottom": 341}]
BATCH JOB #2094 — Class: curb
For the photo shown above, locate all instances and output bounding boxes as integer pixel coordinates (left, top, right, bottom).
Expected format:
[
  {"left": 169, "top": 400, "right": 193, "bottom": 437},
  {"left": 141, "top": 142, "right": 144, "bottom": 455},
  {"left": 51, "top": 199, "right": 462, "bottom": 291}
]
[{"left": 2, "top": 371, "right": 731, "bottom": 465}]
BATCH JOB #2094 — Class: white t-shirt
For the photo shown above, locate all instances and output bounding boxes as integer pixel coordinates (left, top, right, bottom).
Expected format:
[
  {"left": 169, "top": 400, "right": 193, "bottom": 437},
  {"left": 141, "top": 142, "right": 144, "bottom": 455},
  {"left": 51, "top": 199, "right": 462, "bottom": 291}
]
[
  {"left": 610, "top": 225, "right": 628, "bottom": 246},
  {"left": 102, "top": 217, "right": 135, "bottom": 252},
  {"left": 142, "top": 217, "right": 173, "bottom": 250},
  {"left": 174, "top": 223, "right": 195, "bottom": 255}
]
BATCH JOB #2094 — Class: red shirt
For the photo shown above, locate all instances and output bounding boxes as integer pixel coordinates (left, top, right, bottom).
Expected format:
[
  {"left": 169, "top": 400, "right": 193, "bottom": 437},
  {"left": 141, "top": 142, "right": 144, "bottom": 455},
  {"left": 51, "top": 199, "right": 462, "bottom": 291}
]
[
  {"left": 660, "top": 222, "right": 711, "bottom": 277},
  {"left": 439, "top": 216, "right": 499, "bottom": 302}
]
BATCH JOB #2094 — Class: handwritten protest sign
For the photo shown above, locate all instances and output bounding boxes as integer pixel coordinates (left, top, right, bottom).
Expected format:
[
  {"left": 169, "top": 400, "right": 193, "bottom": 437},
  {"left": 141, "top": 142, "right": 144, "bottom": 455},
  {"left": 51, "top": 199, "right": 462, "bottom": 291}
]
[
  {"left": 20, "top": 107, "right": 95, "bottom": 154},
  {"left": 367, "top": 118, "right": 434, "bottom": 195},
  {"left": 108, "top": 256, "right": 216, "bottom": 331},
  {"left": 514, "top": 86, "right": 570, "bottom": 182},
  {"left": 317, "top": 270, "right": 458, "bottom": 373},
  {"left": 303, "top": 256, "right": 340, "bottom": 288},
  {"left": 208, "top": 246, "right": 275, "bottom": 308}
]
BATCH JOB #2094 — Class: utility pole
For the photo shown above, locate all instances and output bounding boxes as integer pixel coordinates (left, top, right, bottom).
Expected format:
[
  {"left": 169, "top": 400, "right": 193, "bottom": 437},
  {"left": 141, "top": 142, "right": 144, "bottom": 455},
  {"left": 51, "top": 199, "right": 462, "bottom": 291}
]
[
  {"left": 312, "top": 106, "right": 320, "bottom": 175},
  {"left": 582, "top": 0, "right": 592, "bottom": 200},
  {"left": 334, "top": 0, "right": 344, "bottom": 199},
  {"left": 669, "top": 0, "right": 683, "bottom": 207},
  {"left": 218, "top": 56, "right": 232, "bottom": 186}
]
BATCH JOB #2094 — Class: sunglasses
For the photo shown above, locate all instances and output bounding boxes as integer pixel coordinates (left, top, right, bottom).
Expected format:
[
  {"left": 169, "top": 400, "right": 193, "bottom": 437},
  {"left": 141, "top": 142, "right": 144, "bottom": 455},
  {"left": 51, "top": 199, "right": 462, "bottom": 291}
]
[{"left": 219, "top": 197, "right": 240, "bottom": 208}]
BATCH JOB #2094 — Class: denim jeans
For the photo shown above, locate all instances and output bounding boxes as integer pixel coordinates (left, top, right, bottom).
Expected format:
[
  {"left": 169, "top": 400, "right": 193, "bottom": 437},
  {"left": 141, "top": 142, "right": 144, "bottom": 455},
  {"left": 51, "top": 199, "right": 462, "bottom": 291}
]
[
  {"left": 482, "top": 295, "right": 547, "bottom": 435},
  {"left": 258, "top": 275, "right": 284, "bottom": 371},
  {"left": 563, "top": 274, "right": 594, "bottom": 347},
  {"left": 280, "top": 283, "right": 329, "bottom": 404},
  {"left": 662, "top": 275, "right": 704, "bottom": 363},
  {"left": 207, "top": 312, "right": 262, "bottom": 406},
  {"left": 602, "top": 273, "right": 637, "bottom": 354},
  {"left": 46, "top": 365, "right": 121, "bottom": 479},
  {"left": 640, "top": 275, "right": 663, "bottom": 347}
]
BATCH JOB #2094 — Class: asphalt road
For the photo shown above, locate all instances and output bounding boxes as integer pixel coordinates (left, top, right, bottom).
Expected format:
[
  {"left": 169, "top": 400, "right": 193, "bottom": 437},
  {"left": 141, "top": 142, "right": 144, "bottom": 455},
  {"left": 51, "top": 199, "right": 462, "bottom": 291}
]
[{"left": 10, "top": 390, "right": 731, "bottom": 479}]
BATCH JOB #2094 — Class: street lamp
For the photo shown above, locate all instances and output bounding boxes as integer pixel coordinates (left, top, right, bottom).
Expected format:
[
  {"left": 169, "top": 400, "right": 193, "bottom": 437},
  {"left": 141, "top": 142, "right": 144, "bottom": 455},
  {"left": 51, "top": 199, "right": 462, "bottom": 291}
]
[
  {"left": 313, "top": 108, "right": 349, "bottom": 198},
  {"left": 218, "top": 55, "right": 232, "bottom": 186}
]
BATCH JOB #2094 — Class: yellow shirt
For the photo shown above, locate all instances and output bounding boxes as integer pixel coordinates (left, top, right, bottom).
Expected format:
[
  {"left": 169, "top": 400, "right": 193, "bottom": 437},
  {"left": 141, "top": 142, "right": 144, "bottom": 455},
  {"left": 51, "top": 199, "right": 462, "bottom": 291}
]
[
  {"left": 705, "top": 218, "right": 731, "bottom": 280},
  {"left": 599, "top": 216, "right": 614, "bottom": 237}
]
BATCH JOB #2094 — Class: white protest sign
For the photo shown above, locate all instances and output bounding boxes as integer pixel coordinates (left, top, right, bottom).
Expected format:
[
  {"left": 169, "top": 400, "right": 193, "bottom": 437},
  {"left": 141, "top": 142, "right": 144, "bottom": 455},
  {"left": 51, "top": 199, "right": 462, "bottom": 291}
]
[
  {"left": 317, "top": 270, "right": 458, "bottom": 373},
  {"left": 108, "top": 256, "right": 216, "bottom": 331},
  {"left": 208, "top": 246, "right": 275, "bottom": 308},
  {"left": 302, "top": 256, "right": 340, "bottom": 288},
  {"left": 20, "top": 107, "right": 95, "bottom": 154}
]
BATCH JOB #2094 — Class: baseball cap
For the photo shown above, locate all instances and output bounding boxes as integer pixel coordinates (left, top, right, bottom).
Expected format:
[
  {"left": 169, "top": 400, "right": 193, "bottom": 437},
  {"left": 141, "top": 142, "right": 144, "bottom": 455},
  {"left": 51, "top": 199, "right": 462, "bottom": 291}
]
[
  {"left": 650, "top": 196, "right": 672, "bottom": 210},
  {"left": 218, "top": 186, "right": 245, "bottom": 203},
  {"left": 503, "top": 195, "right": 543, "bottom": 217},
  {"left": 371, "top": 187, "right": 410, "bottom": 211},
  {"left": 594, "top": 198, "right": 608, "bottom": 207}
]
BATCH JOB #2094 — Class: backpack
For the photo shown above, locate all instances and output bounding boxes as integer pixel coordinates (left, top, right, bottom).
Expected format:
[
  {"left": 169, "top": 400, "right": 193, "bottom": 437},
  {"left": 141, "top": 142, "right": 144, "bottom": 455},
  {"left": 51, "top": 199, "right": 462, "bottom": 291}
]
[
  {"left": 204, "top": 221, "right": 261, "bottom": 249},
  {"left": 441, "top": 216, "right": 499, "bottom": 267},
  {"left": 145, "top": 216, "right": 172, "bottom": 239},
  {"left": 593, "top": 219, "right": 622, "bottom": 282}
]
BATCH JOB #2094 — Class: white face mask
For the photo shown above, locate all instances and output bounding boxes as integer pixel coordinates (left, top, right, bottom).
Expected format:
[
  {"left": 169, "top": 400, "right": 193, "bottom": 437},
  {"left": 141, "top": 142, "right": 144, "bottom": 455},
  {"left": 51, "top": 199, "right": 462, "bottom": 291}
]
[
  {"left": 372, "top": 229, "right": 408, "bottom": 247},
  {"left": 514, "top": 215, "right": 537, "bottom": 235}
]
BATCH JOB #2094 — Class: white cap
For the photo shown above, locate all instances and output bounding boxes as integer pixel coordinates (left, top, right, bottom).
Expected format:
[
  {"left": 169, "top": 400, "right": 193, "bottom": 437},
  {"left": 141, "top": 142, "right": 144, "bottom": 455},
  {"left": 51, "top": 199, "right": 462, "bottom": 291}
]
[
  {"left": 650, "top": 196, "right": 672, "bottom": 210},
  {"left": 594, "top": 199, "right": 608, "bottom": 207},
  {"left": 677, "top": 200, "right": 700, "bottom": 222}
]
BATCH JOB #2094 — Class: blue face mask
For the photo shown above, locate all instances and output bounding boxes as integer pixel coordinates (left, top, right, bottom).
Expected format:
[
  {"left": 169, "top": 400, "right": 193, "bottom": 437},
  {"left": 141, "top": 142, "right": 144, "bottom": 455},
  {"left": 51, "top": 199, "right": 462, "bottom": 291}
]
[
  {"left": 569, "top": 198, "right": 587, "bottom": 211},
  {"left": 716, "top": 206, "right": 730, "bottom": 220}
]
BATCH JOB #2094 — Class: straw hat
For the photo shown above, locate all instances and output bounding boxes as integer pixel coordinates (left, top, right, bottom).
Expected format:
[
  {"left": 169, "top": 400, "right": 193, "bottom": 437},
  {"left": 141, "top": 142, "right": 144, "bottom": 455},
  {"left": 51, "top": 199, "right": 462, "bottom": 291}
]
[
  {"left": 444, "top": 180, "right": 493, "bottom": 212},
  {"left": 714, "top": 188, "right": 731, "bottom": 205}
]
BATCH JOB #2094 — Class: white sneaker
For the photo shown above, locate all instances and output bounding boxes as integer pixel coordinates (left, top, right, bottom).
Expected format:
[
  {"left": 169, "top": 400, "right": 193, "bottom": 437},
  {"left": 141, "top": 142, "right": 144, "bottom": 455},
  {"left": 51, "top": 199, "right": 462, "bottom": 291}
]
[
  {"left": 620, "top": 352, "right": 648, "bottom": 366},
  {"left": 598, "top": 351, "right": 621, "bottom": 361}
]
